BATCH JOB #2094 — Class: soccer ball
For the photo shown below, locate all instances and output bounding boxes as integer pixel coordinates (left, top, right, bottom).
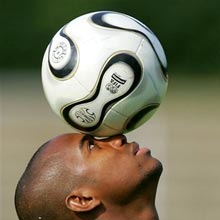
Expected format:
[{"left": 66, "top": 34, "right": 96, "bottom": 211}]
[{"left": 41, "top": 11, "right": 168, "bottom": 137}]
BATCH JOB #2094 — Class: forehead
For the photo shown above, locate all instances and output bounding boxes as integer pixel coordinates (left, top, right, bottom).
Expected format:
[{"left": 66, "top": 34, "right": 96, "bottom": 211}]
[{"left": 45, "top": 133, "right": 84, "bottom": 154}]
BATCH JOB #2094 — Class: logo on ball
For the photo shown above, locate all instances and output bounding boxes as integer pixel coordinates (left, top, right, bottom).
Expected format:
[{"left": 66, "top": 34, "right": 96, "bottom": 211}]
[
  {"left": 75, "top": 108, "right": 96, "bottom": 124},
  {"left": 51, "top": 42, "right": 67, "bottom": 63},
  {"left": 106, "top": 73, "right": 127, "bottom": 94}
]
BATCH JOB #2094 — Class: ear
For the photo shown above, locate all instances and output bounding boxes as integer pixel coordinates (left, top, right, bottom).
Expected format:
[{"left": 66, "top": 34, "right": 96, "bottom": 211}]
[{"left": 65, "top": 191, "right": 101, "bottom": 212}]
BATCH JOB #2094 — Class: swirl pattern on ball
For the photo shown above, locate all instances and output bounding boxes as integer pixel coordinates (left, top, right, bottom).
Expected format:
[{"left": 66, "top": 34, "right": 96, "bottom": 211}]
[
  {"left": 91, "top": 11, "right": 168, "bottom": 79},
  {"left": 41, "top": 11, "right": 168, "bottom": 137},
  {"left": 62, "top": 53, "right": 142, "bottom": 132},
  {"left": 48, "top": 27, "right": 78, "bottom": 78}
]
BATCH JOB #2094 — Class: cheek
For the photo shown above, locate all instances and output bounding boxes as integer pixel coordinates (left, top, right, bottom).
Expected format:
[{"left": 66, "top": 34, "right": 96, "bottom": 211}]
[
  {"left": 89, "top": 157, "right": 145, "bottom": 203},
  {"left": 89, "top": 154, "right": 142, "bottom": 188}
]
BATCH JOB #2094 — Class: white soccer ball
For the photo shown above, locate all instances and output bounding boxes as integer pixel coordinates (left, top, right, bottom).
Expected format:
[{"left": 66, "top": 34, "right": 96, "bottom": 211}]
[{"left": 41, "top": 11, "right": 168, "bottom": 137}]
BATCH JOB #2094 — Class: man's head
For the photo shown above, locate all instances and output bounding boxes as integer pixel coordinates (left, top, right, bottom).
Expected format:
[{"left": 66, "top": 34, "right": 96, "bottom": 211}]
[{"left": 15, "top": 133, "right": 162, "bottom": 220}]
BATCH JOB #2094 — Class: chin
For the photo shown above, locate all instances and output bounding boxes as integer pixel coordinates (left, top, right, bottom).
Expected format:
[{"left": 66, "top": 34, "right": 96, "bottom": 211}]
[
  {"left": 153, "top": 159, "right": 163, "bottom": 177},
  {"left": 144, "top": 158, "right": 163, "bottom": 183},
  {"left": 133, "top": 160, "right": 163, "bottom": 197}
]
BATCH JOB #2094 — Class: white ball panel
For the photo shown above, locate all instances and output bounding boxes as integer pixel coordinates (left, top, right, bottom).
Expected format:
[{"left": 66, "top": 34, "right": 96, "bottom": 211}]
[
  {"left": 137, "top": 39, "right": 168, "bottom": 99},
  {"left": 109, "top": 39, "right": 167, "bottom": 120},
  {"left": 102, "top": 11, "right": 167, "bottom": 69},
  {"left": 103, "top": 109, "right": 128, "bottom": 131},
  {"left": 111, "top": 78, "right": 158, "bottom": 118},
  {"left": 103, "top": 12, "right": 146, "bottom": 31},
  {"left": 68, "top": 62, "right": 134, "bottom": 128},
  {"left": 42, "top": 47, "right": 89, "bottom": 115},
  {"left": 41, "top": 11, "right": 168, "bottom": 137},
  {"left": 65, "top": 18, "right": 142, "bottom": 92},
  {"left": 49, "top": 33, "right": 72, "bottom": 70}
]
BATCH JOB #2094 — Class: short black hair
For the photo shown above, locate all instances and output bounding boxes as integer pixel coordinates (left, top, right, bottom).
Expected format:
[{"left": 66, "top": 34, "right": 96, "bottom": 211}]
[{"left": 14, "top": 141, "right": 80, "bottom": 220}]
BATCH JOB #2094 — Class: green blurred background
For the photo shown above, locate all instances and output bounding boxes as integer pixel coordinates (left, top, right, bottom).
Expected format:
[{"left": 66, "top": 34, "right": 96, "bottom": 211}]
[
  {"left": 1, "top": 0, "right": 220, "bottom": 74},
  {"left": 1, "top": 1, "right": 220, "bottom": 220}
]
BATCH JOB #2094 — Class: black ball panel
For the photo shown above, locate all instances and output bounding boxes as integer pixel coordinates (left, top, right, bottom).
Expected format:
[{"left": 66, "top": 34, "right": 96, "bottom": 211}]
[{"left": 125, "top": 104, "right": 159, "bottom": 132}]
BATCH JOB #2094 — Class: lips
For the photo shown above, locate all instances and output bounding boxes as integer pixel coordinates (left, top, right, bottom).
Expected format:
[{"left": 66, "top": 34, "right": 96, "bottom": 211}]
[
  {"left": 132, "top": 142, "right": 151, "bottom": 156},
  {"left": 132, "top": 142, "right": 140, "bottom": 155},
  {"left": 136, "top": 147, "right": 150, "bottom": 156}
]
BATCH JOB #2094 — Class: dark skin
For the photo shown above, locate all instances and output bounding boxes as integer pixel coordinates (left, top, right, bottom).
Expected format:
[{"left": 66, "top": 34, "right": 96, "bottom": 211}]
[{"left": 15, "top": 133, "right": 163, "bottom": 220}]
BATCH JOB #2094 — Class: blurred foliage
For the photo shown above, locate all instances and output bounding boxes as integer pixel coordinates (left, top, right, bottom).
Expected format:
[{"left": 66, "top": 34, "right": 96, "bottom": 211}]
[{"left": 1, "top": 0, "right": 220, "bottom": 74}]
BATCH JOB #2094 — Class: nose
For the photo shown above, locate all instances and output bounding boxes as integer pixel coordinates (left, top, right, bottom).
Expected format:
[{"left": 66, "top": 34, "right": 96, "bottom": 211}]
[{"left": 94, "top": 134, "right": 127, "bottom": 150}]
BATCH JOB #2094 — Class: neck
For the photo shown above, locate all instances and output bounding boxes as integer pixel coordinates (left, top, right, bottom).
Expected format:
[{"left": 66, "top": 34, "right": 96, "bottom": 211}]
[
  {"left": 100, "top": 170, "right": 162, "bottom": 220},
  {"left": 101, "top": 201, "right": 159, "bottom": 220}
]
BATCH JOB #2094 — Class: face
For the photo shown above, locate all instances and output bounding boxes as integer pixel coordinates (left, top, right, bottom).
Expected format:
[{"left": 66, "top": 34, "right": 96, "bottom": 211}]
[{"left": 50, "top": 133, "right": 162, "bottom": 204}]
